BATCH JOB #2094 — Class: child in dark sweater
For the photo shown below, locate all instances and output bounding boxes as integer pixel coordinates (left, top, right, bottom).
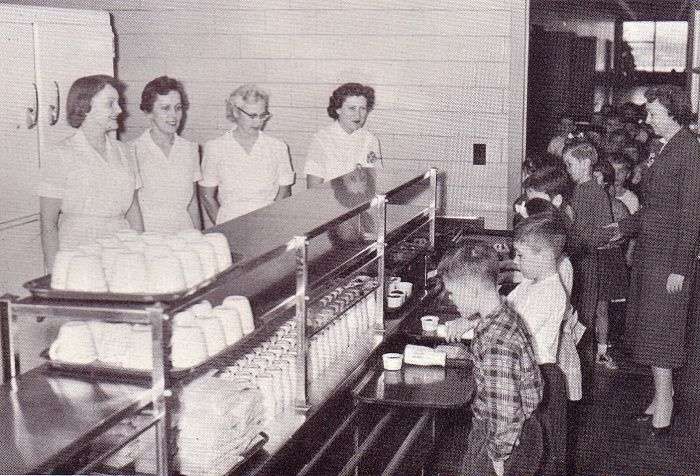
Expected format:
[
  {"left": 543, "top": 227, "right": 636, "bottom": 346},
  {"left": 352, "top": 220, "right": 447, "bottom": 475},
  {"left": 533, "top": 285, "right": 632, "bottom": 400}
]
[{"left": 563, "top": 138, "right": 618, "bottom": 369}]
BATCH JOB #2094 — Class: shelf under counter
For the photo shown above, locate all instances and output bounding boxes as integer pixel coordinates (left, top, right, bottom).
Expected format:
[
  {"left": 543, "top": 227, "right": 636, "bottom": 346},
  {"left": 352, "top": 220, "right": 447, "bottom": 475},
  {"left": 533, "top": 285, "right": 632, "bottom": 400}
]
[{"left": 0, "top": 366, "right": 149, "bottom": 474}]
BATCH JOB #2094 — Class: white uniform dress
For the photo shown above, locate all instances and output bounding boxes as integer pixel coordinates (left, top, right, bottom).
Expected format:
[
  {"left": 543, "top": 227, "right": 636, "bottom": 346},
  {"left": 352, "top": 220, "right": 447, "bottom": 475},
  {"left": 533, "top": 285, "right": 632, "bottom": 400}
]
[
  {"left": 200, "top": 128, "right": 295, "bottom": 224},
  {"left": 132, "top": 130, "right": 201, "bottom": 233},
  {"left": 37, "top": 130, "right": 141, "bottom": 250},
  {"left": 303, "top": 121, "right": 382, "bottom": 181}
]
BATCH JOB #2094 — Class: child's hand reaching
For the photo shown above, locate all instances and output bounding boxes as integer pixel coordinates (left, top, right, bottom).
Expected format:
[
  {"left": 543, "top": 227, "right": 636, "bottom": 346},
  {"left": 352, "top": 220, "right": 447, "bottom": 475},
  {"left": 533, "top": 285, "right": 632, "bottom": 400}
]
[{"left": 445, "top": 316, "right": 477, "bottom": 343}]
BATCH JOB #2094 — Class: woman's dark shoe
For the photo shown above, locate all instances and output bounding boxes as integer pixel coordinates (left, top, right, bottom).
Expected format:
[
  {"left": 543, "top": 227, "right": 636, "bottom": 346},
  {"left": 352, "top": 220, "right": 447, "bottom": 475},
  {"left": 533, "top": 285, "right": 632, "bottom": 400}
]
[{"left": 633, "top": 411, "right": 653, "bottom": 423}]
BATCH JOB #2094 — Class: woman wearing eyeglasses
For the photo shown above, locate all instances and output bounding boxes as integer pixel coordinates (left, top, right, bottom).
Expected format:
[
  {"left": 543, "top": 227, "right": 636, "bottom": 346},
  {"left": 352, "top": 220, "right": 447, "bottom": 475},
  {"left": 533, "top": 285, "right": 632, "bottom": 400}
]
[
  {"left": 305, "top": 83, "right": 382, "bottom": 188},
  {"left": 200, "top": 84, "right": 294, "bottom": 224}
]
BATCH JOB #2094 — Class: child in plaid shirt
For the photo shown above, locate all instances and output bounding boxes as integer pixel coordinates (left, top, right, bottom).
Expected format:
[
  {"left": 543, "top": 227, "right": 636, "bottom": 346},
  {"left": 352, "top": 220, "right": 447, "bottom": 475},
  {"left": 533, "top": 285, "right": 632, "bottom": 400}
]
[{"left": 439, "top": 242, "right": 544, "bottom": 476}]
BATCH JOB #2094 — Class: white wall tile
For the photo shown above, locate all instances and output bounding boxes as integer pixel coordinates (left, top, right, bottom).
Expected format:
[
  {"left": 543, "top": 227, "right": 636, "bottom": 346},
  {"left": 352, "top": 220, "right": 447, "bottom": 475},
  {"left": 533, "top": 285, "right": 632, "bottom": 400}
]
[
  {"left": 310, "top": 10, "right": 510, "bottom": 36},
  {"left": 118, "top": 33, "right": 241, "bottom": 58},
  {"left": 240, "top": 35, "right": 293, "bottom": 58}
]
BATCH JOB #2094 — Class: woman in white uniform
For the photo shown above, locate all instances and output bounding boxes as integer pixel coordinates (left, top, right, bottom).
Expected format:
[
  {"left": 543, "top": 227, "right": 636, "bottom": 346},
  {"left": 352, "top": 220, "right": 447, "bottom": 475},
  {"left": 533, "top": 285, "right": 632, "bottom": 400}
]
[
  {"left": 305, "top": 82, "right": 382, "bottom": 188},
  {"left": 200, "top": 84, "right": 295, "bottom": 224},
  {"left": 38, "top": 75, "right": 143, "bottom": 271},
  {"left": 132, "top": 76, "right": 202, "bottom": 233}
]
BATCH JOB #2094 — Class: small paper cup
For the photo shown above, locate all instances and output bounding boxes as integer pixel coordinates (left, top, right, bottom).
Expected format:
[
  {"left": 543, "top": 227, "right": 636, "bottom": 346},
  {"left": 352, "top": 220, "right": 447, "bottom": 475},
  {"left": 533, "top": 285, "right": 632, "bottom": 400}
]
[
  {"left": 382, "top": 353, "right": 403, "bottom": 371},
  {"left": 421, "top": 315, "right": 440, "bottom": 332}
]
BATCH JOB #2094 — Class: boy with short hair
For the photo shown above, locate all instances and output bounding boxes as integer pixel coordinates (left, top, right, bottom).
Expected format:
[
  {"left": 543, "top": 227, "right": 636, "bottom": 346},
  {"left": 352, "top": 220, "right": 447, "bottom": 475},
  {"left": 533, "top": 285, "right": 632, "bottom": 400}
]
[
  {"left": 507, "top": 213, "right": 572, "bottom": 475},
  {"left": 439, "top": 242, "right": 543, "bottom": 476},
  {"left": 563, "top": 138, "right": 618, "bottom": 368}
]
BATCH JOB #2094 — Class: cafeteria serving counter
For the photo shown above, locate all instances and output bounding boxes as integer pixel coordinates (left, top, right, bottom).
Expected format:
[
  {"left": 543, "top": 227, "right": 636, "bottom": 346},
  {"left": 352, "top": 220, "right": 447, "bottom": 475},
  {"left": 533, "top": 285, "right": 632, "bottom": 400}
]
[{"left": 0, "top": 161, "right": 514, "bottom": 475}]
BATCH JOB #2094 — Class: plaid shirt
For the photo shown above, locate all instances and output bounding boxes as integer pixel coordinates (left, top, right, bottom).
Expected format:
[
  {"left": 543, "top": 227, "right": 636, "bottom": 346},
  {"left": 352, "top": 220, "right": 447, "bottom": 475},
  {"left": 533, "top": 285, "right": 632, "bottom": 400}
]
[{"left": 471, "top": 302, "right": 543, "bottom": 462}]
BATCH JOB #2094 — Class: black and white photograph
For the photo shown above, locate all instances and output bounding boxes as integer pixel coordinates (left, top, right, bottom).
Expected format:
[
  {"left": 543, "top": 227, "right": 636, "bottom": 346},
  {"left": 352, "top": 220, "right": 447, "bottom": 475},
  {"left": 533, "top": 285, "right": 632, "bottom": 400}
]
[{"left": 1, "top": 0, "right": 699, "bottom": 474}]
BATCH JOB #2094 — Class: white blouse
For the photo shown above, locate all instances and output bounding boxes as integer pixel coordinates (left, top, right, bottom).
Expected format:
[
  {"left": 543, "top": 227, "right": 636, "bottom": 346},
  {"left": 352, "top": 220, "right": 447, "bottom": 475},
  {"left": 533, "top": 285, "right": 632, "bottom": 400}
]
[
  {"left": 303, "top": 121, "right": 382, "bottom": 181},
  {"left": 37, "top": 130, "right": 140, "bottom": 250},
  {"left": 200, "top": 128, "right": 295, "bottom": 224},
  {"left": 132, "top": 130, "right": 201, "bottom": 233}
]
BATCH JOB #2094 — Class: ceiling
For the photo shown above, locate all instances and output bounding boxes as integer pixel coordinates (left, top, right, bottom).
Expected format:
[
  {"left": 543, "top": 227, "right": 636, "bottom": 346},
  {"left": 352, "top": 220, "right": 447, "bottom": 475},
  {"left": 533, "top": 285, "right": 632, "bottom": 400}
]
[{"left": 531, "top": 0, "right": 692, "bottom": 22}]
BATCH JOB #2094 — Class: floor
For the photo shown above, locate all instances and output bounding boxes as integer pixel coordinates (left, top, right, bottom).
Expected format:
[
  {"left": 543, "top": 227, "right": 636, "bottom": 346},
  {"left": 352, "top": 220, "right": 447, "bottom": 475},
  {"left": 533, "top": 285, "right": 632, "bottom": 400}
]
[
  {"left": 426, "top": 297, "right": 700, "bottom": 476},
  {"left": 568, "top": 346, "right": 700, "bottom": 476}
]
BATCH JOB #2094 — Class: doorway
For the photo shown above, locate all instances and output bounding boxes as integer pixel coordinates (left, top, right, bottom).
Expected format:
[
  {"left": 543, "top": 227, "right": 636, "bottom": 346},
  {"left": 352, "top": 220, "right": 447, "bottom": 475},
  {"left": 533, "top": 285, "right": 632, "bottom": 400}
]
[{"left": 526, "top": 0, "right": 692, "bottom": 158}]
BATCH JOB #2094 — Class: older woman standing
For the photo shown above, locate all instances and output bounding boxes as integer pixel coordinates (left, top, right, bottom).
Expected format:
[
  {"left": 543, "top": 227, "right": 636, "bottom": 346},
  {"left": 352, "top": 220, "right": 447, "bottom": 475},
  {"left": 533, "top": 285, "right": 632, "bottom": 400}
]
[
  {"left": 613, "top": 85, "right": 700, "bottom": 435},
  {"left": 38, "top": 75, "right": 143, "bottom": 271},
  {"left": 200, "top": 84, "right": 294, "bottom": 224},
  {"left": 132, "top": 76, "right": 202, "bottom": 233},
  {"left": 305, "top": 82, "right": 382, "bottom": 187}
]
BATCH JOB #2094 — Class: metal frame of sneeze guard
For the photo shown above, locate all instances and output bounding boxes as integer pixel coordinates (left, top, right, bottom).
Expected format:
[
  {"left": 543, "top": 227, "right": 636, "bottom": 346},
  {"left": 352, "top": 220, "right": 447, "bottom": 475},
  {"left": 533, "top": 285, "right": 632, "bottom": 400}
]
[
  {"left": 292, "top": 167, "right": 438, "bottom": 416},
  {"left": 374, "top": 194, "right": 387, "bottom": 336},
  {"left": 292, "top": 235, "right": 310, "bottom": 412}
]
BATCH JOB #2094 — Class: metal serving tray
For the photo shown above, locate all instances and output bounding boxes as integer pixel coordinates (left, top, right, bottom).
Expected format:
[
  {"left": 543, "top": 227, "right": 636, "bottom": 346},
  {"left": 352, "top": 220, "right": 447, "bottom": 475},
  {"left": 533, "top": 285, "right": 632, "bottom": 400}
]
[{"left": 23, "top": 262, "right": 238, "bottom": 304}]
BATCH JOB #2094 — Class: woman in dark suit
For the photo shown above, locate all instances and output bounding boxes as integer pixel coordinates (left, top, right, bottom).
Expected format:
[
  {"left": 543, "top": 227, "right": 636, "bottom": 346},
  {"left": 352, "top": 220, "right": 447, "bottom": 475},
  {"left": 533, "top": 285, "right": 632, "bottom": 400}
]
[{"left": 613, "top": 85, "right": 700, "bottom": 435}]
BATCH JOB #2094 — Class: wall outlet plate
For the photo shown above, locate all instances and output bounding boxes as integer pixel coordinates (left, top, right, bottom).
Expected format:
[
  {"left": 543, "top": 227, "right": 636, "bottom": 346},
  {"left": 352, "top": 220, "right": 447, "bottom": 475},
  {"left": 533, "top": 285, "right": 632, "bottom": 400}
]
[{"left": 473, "top": 143, "right": 486, "bottom": 165}]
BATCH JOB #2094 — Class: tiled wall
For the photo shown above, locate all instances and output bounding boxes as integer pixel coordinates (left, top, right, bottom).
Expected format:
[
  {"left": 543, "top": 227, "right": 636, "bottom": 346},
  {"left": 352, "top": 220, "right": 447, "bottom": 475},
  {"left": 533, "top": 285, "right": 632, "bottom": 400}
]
[{"left": 109, "top": 0, "right": 527, "bottom": 228}]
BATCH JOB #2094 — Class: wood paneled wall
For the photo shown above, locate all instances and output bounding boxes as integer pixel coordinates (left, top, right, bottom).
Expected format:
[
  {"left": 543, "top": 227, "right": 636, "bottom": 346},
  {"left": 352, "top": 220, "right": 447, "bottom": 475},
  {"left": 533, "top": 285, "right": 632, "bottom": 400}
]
[{"left": 101, "top": 0, "right": 525, "bottom": 227}]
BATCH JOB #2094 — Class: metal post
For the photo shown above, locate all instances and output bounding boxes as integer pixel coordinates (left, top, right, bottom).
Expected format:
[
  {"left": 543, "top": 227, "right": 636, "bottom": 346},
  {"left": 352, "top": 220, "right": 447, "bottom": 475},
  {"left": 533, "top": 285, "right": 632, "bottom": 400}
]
[
  {"left": 0, "top": 296, "right": 18, "bottom": 383},
  {"left": 293, "top": 236, "right": 310, "bottom": 412},
  {"left": 429, "top": 168, "right": 438, "bottom": 249},
  {"left": 147, "top": 304, "right": 172, "bottom": 476},
  {"left": 375, "top": 195, "right": 387, "bottom": 335}
]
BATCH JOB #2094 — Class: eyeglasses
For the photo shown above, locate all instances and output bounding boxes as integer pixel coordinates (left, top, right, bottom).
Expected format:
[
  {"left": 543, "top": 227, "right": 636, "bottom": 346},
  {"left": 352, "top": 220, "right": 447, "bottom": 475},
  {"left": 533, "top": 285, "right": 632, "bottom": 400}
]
[{"left": 236, "top": 106, "right": 271, "bottom": 121}]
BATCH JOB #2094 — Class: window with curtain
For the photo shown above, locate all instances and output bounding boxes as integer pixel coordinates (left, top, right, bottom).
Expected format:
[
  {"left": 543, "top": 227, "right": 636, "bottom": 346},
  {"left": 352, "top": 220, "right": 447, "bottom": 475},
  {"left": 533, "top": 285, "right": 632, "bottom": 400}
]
[{"left": 622, "top": 21, "right": 688, "bottom": 72}]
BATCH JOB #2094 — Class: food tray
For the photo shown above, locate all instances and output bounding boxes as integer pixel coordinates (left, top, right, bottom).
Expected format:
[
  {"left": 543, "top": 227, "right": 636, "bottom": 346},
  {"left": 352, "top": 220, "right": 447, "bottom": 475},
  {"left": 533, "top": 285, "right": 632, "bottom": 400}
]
[{"left": 24, "top": 261, "right": 238, "bottom": 304}]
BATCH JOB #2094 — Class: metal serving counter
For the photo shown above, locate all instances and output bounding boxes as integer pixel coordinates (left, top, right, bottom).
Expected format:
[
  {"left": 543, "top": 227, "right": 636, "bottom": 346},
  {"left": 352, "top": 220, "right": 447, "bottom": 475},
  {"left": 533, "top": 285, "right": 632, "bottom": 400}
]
[{"left": 0, "top": 164, "right": 438, "bottom": 475}]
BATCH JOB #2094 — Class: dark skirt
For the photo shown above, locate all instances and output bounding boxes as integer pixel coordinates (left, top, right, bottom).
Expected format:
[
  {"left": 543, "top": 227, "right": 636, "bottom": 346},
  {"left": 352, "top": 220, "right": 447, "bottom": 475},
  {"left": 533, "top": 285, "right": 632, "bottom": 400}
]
[
  {"left": 624, "top": 236, "right": 695, "bottom": 369},
  {"left": 596, "top": 247, "right": 629, "bottom": 301}
]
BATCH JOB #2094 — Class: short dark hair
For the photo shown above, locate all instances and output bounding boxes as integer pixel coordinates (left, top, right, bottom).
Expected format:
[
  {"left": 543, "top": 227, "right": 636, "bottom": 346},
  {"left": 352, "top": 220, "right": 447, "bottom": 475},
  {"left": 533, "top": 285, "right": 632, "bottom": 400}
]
[
  {"left": 522, "top": 154, "right": 558, "bottom": 176},
  {"left": 644, "top": 85, "right": 694, "bottom": 126},
  {"left": 66, "top": 75, "right": 124, "bottom": 128},
  {"left": 140, "top": 76, "right": 188, "bottom": 113},
  {"left": 437, "top": 241, "right": 499, "bottom": 286},
  {"left": 514, "top": 212, "right": 567, "bottom": 257},
  {"left": 608, "top": 152, "right": 633, "bottom": 170},
  {"left": 524, "top": 197, "right": 556, "bottom": 217},
  {"left": 522, "top": 165, "right": 572, "bottom": 200},
  {"left": 327, "top": 83, "right": 375, "bottom": 120}
]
